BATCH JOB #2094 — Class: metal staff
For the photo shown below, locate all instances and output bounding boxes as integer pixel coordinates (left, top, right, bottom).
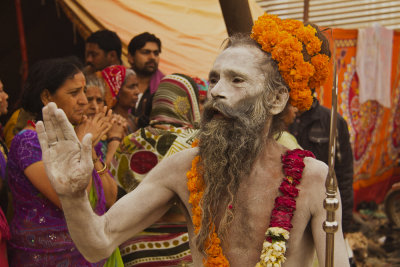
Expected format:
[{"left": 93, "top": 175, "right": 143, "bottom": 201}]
[{"left": 323, "top": 40, "right": 339, "bottom": 267}]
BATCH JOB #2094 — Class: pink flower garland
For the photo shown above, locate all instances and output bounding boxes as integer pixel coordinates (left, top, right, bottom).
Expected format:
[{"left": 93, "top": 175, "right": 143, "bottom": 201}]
[
  {"left": 269, "top": 149, "right": 314, "bottom": 233},
  {"left": 257, "top": 149, "right": 314, "bottom": 266}
]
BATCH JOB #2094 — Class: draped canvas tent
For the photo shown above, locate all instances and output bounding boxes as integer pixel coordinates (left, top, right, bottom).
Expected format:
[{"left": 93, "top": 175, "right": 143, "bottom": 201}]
[{"left": 57, "top": 0, "right": 264, "bottom": 78}]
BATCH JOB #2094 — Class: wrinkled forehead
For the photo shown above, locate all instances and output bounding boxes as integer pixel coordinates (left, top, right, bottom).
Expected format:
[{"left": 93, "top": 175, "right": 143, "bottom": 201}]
[
  {"left": 210, "top": 46, "right": 267, "bottom": 77},
  {"left": 86, "top": 85, "right": 103, "bottom": 95}
]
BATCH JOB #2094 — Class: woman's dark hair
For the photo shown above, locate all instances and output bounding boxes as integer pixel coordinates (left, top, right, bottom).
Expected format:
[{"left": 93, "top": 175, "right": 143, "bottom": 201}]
[{"left": 21, "top": 57, "right": 82, "bottom": 120}]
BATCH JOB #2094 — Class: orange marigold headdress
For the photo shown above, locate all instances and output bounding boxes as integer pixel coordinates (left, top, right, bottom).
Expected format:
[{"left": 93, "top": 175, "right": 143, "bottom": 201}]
[{"left": 251, "top": 13, "right": 330, "bottom": 111}]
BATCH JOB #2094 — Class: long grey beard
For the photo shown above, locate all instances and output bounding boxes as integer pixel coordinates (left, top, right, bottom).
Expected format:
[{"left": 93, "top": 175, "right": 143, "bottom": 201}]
[{"left": 195, "top": 95, "right": 269, "bottom": 251}]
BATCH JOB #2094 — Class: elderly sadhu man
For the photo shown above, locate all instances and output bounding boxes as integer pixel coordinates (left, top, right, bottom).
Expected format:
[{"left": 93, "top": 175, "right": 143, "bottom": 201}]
[{"left": 36, "top": 14, "right": 349, "bottom": 267}]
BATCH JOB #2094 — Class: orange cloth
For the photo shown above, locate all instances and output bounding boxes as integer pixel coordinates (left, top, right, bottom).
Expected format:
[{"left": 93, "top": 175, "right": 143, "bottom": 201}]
[{"left": 317, "top": 29, "right": 400, "bottom": 205}]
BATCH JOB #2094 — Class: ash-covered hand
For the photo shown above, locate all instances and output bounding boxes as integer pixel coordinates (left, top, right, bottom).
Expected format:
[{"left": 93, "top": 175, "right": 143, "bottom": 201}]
[{"left": 36, "top": 102, "right": 93, "bottom": 196}]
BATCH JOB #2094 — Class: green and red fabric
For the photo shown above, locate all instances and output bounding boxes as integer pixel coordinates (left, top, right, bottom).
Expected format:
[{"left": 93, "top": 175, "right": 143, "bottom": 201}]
[
  {"left": 150, "top": 74, "right": 201, "bottom": 128},
  {"left": 110, "top": 74, "right": 201, "bottom": 266}
]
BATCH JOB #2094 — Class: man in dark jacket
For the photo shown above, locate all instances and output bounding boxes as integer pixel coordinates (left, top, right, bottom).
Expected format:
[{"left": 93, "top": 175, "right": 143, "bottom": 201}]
[{"left": 289, "top": 98, "right": 354, "bottom": 234}]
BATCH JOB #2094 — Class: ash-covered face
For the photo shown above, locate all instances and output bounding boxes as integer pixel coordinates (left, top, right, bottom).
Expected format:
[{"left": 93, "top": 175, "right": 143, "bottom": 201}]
[{"left": 208, "top": 46, "right": 267, "bottom": 111}]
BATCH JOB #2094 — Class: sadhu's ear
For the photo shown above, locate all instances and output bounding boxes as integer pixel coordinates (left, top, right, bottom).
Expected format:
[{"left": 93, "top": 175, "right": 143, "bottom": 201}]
[{"left": 269, "top": 87, "right": 289, "bottom": 115}]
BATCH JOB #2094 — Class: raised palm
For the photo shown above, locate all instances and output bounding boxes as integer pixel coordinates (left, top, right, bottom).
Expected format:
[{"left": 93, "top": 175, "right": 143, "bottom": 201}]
[{"left": 36, "top": 102, "right": 93, "bottom": 196}]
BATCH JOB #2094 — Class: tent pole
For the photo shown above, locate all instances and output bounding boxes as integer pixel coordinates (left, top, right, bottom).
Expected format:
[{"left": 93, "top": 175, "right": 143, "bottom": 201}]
[
  {"left": 14, "top": 0, "right": 29, "bottom": 84},
  {"left": 303, "top": 0, "right": 310, "bottom": 23},
  {"left": 219, "top": 0, "right": 253, "bottom": 36}
]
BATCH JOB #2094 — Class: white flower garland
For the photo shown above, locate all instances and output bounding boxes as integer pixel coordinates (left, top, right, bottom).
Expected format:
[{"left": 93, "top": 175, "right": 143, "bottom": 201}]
[{"left": 255, "top": 227, "right": 290, "bottom": 267}]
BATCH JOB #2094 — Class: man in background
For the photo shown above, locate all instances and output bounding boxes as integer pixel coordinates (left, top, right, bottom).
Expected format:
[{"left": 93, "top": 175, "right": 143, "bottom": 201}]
[
  {"left": 85, "top": 30, "right": 122, "bottom": 74},
  {"left": 127, "top": 32, "right": 164, "bottom": 128},
  {"left": 289, "top": 97, "right": 354, "bottom": 234}
]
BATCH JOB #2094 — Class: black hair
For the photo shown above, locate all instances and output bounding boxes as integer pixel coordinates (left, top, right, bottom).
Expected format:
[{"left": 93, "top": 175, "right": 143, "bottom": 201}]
[
  {"left": 63, "top": 55, "right": 85, "bottom": 70},
  {"left": 21, "top": 58, "right": 81, "bottom": 120},
  {"left": 86, "top": 30, "right": 122, "bottom": 60},
  {"left": 128, "top": 32, "right": 162, "bottom": 55}
]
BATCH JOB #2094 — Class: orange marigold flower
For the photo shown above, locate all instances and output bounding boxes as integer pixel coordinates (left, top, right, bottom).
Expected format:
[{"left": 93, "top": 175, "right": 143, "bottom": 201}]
[
  {"left": 309, "top": 54, "right": 330, "bottom": 89},
  {"left": 191, "top": 139, "right": 199, "bottom": 147},
  {"left": 280, "top": 20, "right": 302, "bottom": 34}
]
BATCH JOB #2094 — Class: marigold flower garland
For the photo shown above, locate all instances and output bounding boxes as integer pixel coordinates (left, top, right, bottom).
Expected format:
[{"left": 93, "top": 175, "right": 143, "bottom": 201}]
[
  {"left": 251, "top": 13, "right": 330, "bottom": 111},
  {"left": 187, "top": 141, "right": 314, "bottom": 266},
  {"left": 187, "top": 155, "right": 230, "bottom": 266}
]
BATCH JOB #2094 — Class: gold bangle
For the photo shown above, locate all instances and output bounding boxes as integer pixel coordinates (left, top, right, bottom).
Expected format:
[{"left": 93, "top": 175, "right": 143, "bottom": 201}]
[
  {"left": 96, "top": 163, "right": 108, "bottom": 175},
  {"left": 107, "top": 136, "right": 122, "bottom": 143}
]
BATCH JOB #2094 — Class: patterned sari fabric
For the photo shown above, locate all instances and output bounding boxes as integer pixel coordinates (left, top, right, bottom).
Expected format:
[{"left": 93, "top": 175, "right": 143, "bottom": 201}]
[
  {"left": 110, "top": 74, "right": 201, "bottom": 266},
  {"left": 7, "top": 130, "right": 107, "bottom": 267},
  {"left": 101, "top": 65, "right": 127, "bottom": 108},
  {"left": 150, "top": 74, "right": 201, "bottom": 129}
]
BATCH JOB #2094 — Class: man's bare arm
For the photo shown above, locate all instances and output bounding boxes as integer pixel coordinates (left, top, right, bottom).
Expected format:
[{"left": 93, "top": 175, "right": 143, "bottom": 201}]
[
  {"left": 307, "top": 158, "right": 350, "bottom": 267},
  {"left": 58, "top": 172, "right": 175, "bottom": 262},
  {"left": 36, "top": 103, "right": 180, "bottom": 262}
]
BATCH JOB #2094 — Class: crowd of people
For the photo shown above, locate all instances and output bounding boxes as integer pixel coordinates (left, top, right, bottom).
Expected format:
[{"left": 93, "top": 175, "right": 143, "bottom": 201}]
[{"left": 0, "top": 12, "right": 355, "bottom": 267}]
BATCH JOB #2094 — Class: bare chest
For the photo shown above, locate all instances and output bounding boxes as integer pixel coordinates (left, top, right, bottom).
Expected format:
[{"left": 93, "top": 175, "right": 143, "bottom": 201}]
[
  {"left": 219, "top": 165, "right": 313, "bottom": 266},
  {"left": 221, "top": 167, "right": 282, "bottom": 261}
]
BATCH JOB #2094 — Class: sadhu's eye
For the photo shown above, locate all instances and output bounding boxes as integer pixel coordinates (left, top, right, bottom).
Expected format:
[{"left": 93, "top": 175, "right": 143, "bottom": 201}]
[
  {"left": 232, "top": 77, "right": 244, "bottom": 83},
  {"left": 209, "top": 78, "right": 218, "bottom": 84}
]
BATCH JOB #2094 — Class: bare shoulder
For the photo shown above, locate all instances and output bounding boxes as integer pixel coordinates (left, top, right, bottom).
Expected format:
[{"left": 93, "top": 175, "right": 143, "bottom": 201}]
[
  {"left": 301, "top": 157, "right": 328, "bottom": 212},
  {"left": 302, "top": 156, "right": 328, "bottom": 182},
  {"left": 140, "top": 147, "right": 198, "bottom": 192}
]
